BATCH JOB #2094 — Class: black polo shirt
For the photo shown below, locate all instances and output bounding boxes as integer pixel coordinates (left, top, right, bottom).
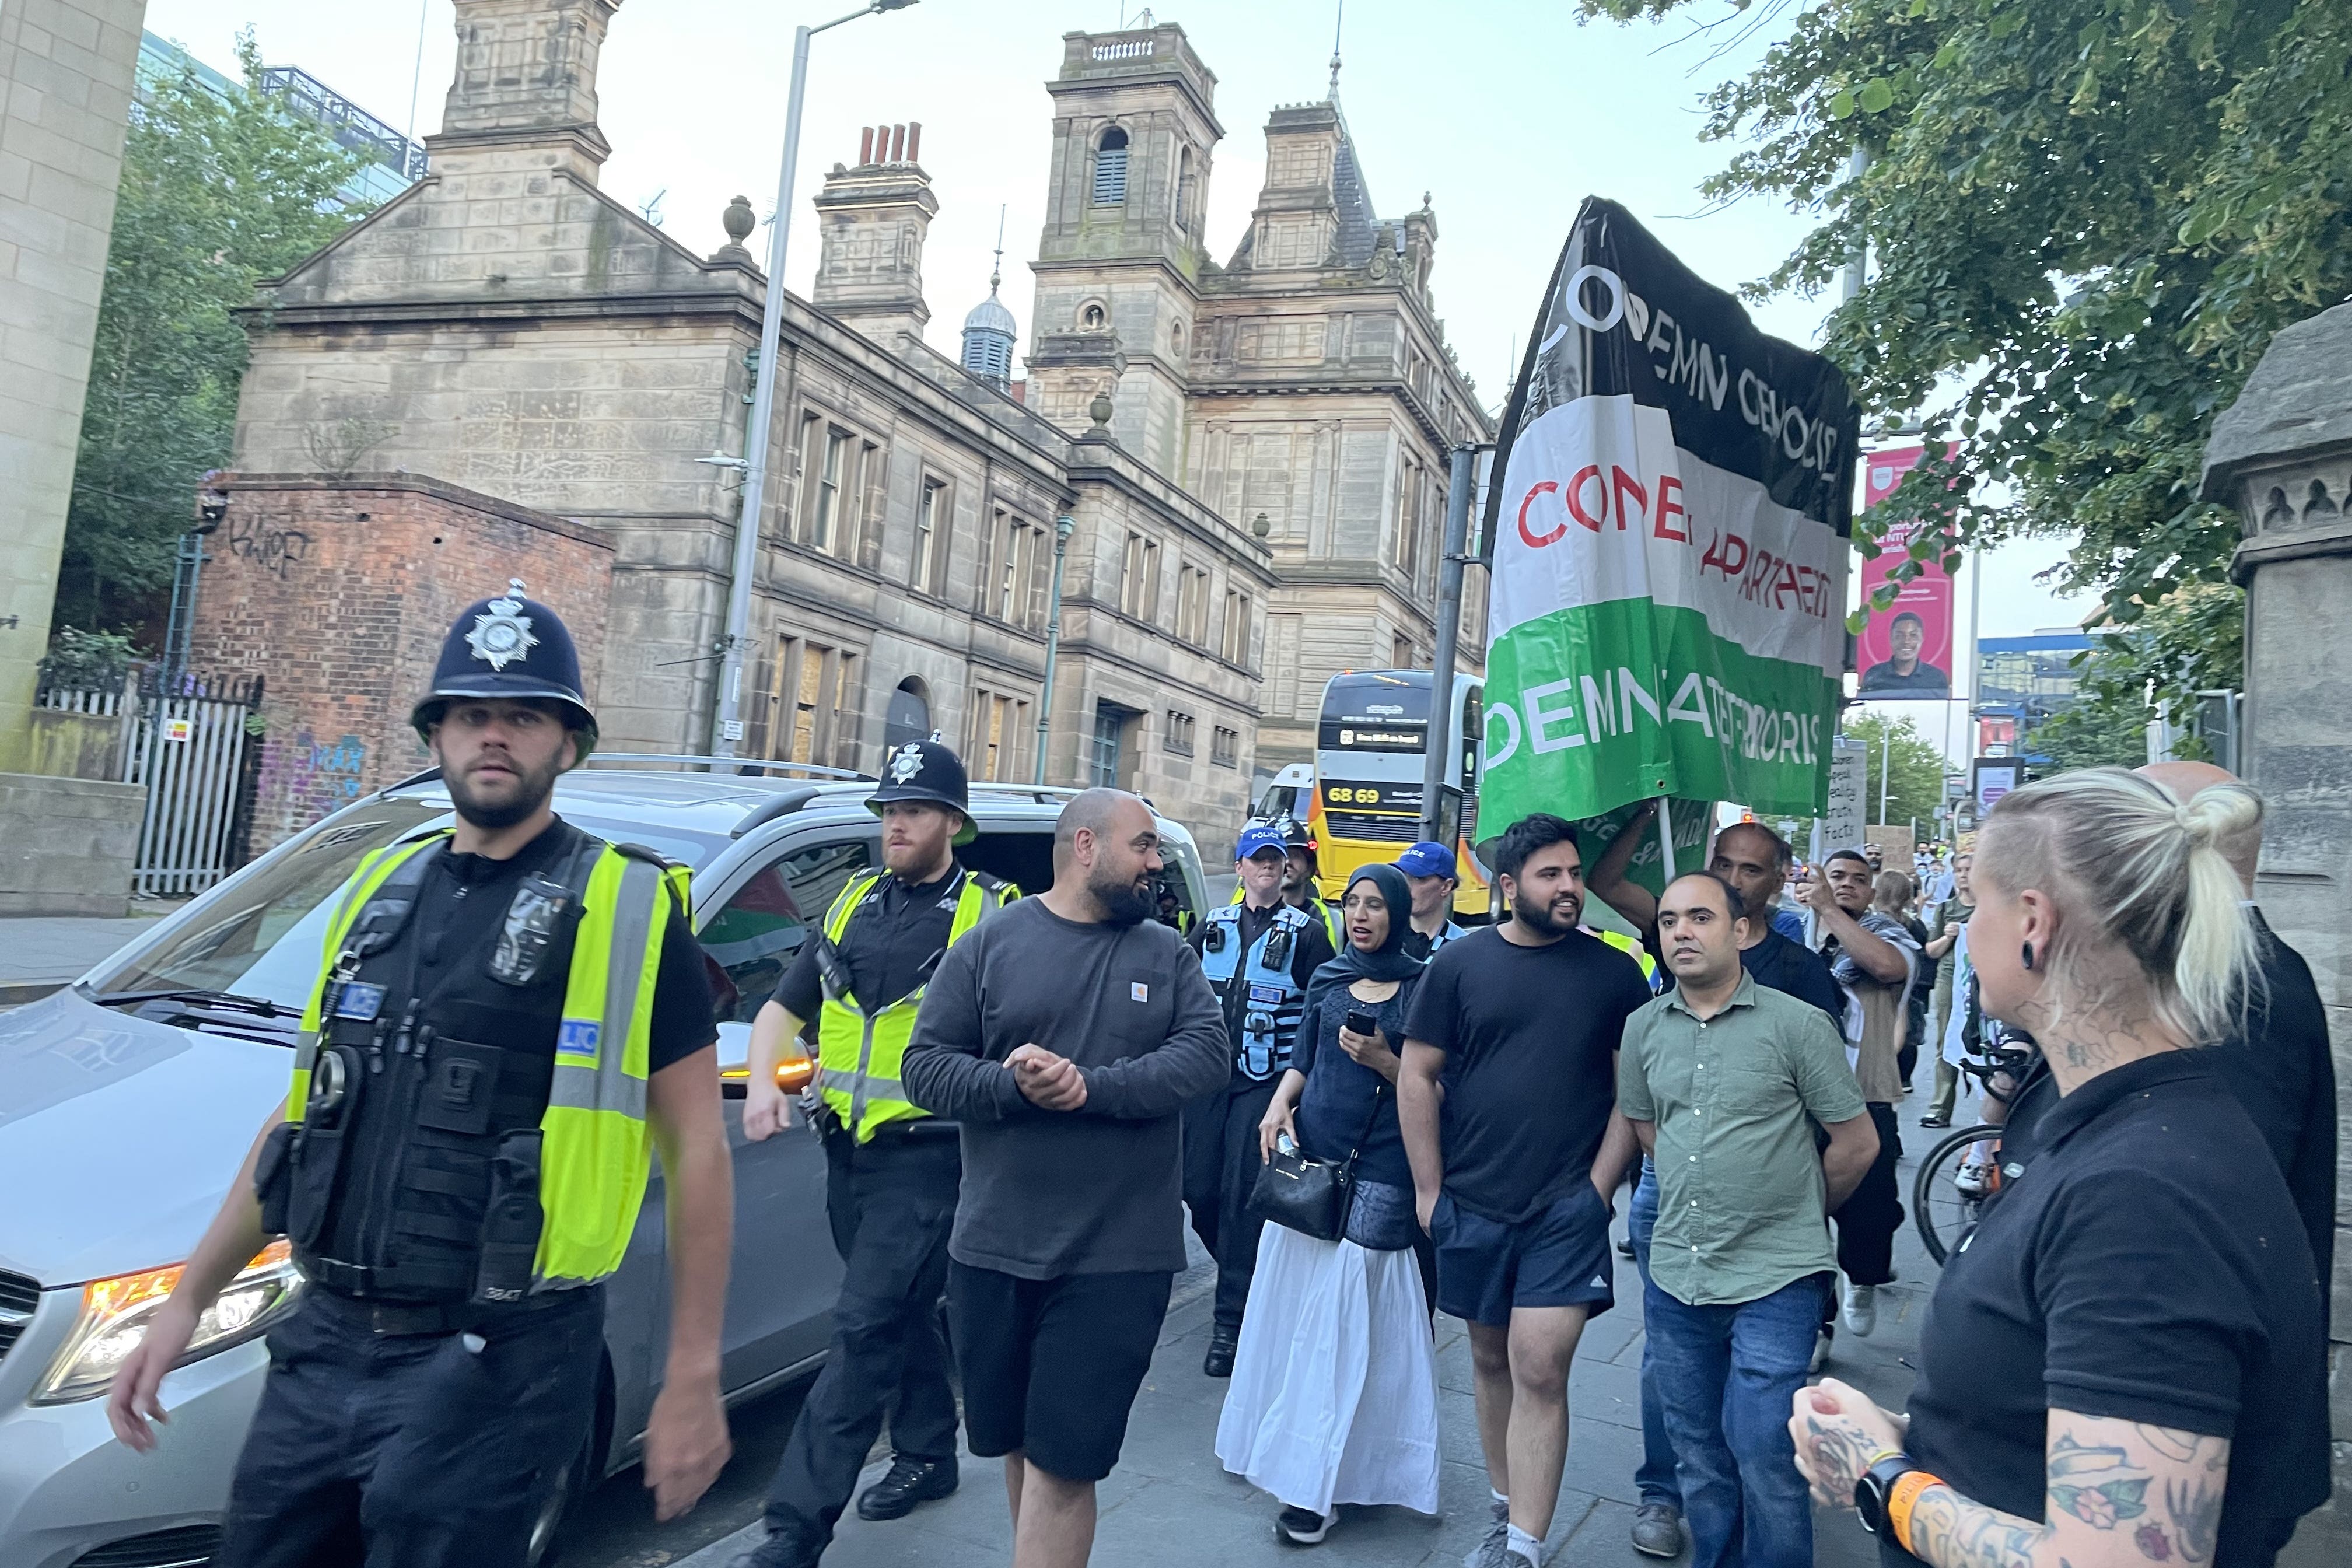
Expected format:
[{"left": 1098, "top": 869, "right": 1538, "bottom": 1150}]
[
  {"left": 774, "top": 861, "right": 970, "bottom": 1021},
  {"left": 1997, "top": 911, "right": 2337, "bottom": 1334},
  {"left": 1900, "top": 1052, "right": 2327, "bottom": 1567},
  {"left": 1737, "top": 928, "right": 1844, "bottom": 1032}
]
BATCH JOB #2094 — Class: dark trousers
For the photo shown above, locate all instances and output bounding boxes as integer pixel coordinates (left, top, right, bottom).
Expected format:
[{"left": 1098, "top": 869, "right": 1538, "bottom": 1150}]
[
  {"left": 219, "top": 1287, "right": 604, "bottom": 1568},
  {"left": 764, "top": 1127, "right": 961, "bottom": 1546},
  {"left": 1181, "top": 1072, "right": 1279, "bottom": 1330},
  {"left": 1831, "top": 1104, "right": 1905, "bottom": 1289}
]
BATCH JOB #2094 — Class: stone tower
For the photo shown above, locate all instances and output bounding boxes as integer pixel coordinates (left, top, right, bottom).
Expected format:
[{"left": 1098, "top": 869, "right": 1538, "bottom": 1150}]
[
  {"left": 1026, "top": 25, "right": 1220, "bottom": 474},
  {"left": 433, "top": 0, "right": 620, "bottom": 181},
  {"left": 811, "top": 123, "right": 936, "bottom": 350}
]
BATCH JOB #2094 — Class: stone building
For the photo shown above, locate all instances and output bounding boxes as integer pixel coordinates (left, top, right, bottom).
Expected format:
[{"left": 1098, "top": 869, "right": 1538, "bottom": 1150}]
[
  {"left": 223, "top": 0, "right": 1490, "bottom": 848},
  {"left": 1021, "top": 27, "right": 1494, "bottom": 766}
]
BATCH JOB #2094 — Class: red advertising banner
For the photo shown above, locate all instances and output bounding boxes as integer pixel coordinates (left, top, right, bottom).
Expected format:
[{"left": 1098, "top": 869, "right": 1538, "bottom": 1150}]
[{"left": 1855, "top": 444, "right": 1955, "bottom": 699}]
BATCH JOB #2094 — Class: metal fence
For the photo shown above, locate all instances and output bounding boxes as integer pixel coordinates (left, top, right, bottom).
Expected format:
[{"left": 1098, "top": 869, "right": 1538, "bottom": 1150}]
[{"left": 34, "top": 665, "right": 267, "bottom": 897}]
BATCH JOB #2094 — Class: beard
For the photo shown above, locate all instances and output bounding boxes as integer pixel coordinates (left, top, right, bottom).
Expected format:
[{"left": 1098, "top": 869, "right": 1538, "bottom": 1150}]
[
  {"left": 446, "top": 751, "right": 562, "bottom": 830},
  {"left": 1088, "top": 865, "right": 1156, "bottom": 927},
  {"left": 1513, "top": 892, "right": 1581, "bottom": 939}
]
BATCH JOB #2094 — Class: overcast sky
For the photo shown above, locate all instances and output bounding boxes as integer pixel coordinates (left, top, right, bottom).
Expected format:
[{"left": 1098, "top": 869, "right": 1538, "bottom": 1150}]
[{"left": 145, "top": 0, "right": 2090, "bottom": 759}]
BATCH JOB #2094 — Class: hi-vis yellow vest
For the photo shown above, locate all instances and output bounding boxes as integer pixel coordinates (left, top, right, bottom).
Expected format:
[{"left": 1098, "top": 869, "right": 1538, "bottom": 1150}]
[
  {"left": 1594, "top": 926, "right": 1661, "bottom": 991},
  {"left": 817, "top": 867, "right": 1013, "bottom": 1143},
  {"left": 1228, "top": 883, "right": 1340, "bottom": 951},
  {"left": 289, "top": 829, "right": 690, "bottom": 1291}
]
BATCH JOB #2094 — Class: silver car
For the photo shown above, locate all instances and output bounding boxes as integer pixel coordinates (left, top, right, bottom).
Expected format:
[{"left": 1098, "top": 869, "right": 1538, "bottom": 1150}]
[{"left": 0, "top": 762, "right": 1209, "bottom": 1568}]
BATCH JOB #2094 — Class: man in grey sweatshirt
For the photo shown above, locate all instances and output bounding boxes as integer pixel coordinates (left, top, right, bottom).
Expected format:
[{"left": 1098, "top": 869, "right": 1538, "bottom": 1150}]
[{"left": 901, "top": 789, "right": 1229, "bottom": 1568}]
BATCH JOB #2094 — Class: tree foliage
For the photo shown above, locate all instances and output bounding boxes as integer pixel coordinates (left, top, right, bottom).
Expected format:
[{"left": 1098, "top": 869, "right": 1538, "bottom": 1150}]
[
  {"left": 59, "top": 31, "right": 369, "bottom": 634},
  {"left": 1844, "top": 709, "right": 1950, "bottom": 830},
  {"left": 1580, "top": 0, "right": 2350, "bottom": 718}
]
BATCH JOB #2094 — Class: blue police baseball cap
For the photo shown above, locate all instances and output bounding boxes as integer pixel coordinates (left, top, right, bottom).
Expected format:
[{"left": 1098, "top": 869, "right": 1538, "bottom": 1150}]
[
  {"left": 1395, "top": 841, "right": 1457, "bottom": 879},
  {"left": 1235, "top": 822, "right": 1290, "bottom": 862}
]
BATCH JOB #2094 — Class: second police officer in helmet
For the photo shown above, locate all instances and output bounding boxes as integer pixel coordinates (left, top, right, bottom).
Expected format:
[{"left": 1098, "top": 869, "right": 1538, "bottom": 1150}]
[
  {"left": 1186, "top": 820, "right": 1337, "bottom": 1377},
  {"left": 735, "top": 738, "right": 1015, "bottom": 1568},
  {"left": 106, "top": 582, "right": 736, "bottom": 1566}
]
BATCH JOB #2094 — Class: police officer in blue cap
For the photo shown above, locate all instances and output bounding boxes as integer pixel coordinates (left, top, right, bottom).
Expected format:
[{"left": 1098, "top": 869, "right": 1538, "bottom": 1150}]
[
  {"left": 108, "top": 580, "right": 737, "bottom": 1566},
  {"left": 1394, "top": 841, "right": 1468, "bottom": 961},
  {"left": 1185, "top": 821, "right": 1336, "bottom": 1376}
]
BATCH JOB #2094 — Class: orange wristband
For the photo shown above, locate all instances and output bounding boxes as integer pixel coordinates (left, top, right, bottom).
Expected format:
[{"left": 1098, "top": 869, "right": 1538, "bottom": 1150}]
[{"left": 1888, "top": 1469, "right": 1943, "bottom": 1556}]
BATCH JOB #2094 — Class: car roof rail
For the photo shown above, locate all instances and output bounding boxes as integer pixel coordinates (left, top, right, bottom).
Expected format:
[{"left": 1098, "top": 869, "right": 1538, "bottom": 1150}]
[
  {"left": 374, "top": 765, "right": 444, "bottom": 799},
  {"left": 968, "top": 782, "right": 1160, "bottom": 813},
  {"left": 730, "top": 785, "right": 830, "bottom": 838},
  {"left": 582, "top": 752, "right": 872, "bottom": 780}
]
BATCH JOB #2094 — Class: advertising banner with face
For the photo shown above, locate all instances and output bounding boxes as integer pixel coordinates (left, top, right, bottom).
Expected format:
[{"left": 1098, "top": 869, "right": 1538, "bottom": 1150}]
[
  {"left": 1854, "top": 445, "right": 1957, "bottom": 699},
  {"left": 1478, "top": 197, "right": 1860, "bottom": 822}
]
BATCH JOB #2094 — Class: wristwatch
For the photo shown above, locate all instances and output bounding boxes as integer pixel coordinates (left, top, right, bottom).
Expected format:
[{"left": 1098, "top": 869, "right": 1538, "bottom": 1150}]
[{"left": 1854, "top": 1453, "right": 1941, "bottom": 1555}]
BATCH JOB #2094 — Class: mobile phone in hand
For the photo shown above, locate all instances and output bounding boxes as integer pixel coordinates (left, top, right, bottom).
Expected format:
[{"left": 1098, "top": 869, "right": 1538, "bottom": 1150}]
[{"left": 1344, "top": 1009, "right": 1378, "bottom": 1037}]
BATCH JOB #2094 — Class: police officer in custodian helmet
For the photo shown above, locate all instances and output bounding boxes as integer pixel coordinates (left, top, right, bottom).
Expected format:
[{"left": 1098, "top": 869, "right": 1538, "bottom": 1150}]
[
  {"left": 734, "top": 738, "right": 1014, "bottom": 1568},
  {"left": 107, "top": 582, "right": 736, "bottom": 1566}
]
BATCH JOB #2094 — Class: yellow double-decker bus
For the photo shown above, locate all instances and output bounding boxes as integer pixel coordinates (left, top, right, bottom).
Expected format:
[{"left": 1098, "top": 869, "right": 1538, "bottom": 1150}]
[{"left": 1272, "top": 670, "right": 1490, "bottom": 919}]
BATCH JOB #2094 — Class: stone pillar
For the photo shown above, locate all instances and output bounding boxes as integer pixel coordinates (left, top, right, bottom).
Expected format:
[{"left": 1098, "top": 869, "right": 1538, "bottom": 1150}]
[
  {"left": 0, "top": 0, "right": 146, "bottom": 772},
  {"left": 811, "top": 125, "right": 936, "bottom": 350},
  {"left": 2200, "top": 299, "right": 2352, "bottom": 1549},
  {"left": 428, "top": 0, "right": 620, "bottom": 182}
]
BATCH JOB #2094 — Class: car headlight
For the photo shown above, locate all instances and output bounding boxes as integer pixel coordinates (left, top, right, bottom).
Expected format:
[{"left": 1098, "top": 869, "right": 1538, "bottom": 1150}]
[{"left": 33, "top": 1241, "right": 304, "bottom": 1404}]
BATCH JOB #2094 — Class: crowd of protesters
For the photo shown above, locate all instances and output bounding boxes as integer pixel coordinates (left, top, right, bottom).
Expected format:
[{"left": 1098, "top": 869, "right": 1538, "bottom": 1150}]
[{"left": 713, "top": 752, "right": 2329, "bottom": 1568}]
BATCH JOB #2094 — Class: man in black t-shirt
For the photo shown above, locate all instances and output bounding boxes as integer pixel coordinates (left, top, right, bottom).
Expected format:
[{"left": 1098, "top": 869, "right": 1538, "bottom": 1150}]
[{"left": 1401, "top": 814, "right": 1651, "bottom": 1568}]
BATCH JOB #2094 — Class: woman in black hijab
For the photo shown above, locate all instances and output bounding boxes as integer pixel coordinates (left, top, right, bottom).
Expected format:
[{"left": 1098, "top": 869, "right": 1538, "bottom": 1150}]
[{"left": 1216, "top": 863, "right": 1440, "bottom": 1546}]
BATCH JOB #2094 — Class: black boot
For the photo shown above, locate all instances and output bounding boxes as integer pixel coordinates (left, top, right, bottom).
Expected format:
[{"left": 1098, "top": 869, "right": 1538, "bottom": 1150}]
[
  {"left": 730, "top": 1522, "right": 823, "bottom": 1568},
  {"left": 1203, "top": 1322, "right": 1239, "bottom": 1378},
  {"left": 856, "top": 1455, "right": 959, "bottom": 1521}
]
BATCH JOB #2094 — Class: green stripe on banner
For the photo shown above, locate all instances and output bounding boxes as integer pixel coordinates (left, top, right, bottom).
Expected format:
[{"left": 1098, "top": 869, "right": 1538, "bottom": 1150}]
[{"left": 1480, "top": 597, "right": 1838, "bottom": 827}]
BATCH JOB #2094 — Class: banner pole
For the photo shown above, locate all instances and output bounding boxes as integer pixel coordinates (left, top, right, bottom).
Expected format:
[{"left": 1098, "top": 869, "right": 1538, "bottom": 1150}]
[
  {"left": 1419, "top": 442, "right": 1479, "bottom": 845},
  {"left": 1656, "top": 796, "right": 1677, "bottom": 881}
]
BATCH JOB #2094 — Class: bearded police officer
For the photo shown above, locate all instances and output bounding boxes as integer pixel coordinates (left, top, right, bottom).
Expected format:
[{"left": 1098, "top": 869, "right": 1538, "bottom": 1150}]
[
  {"left": 106, "top": 583, "right": 734, "bottom": 1566},
  {"left": 1187, "top": 822, "right": 1336, "bottom": 1376},
  {"left": 736, "top": 738, "right": 1015, "bottom": 1568}
]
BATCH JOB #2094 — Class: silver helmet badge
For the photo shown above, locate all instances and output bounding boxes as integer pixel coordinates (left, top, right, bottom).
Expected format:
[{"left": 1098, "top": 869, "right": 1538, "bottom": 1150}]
[{"left": 467, "top": 578, "right": 538, "bottom": 672}]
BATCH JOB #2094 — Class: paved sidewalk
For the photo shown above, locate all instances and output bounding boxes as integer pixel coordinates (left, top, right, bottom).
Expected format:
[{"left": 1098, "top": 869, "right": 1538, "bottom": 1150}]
[
  {"left": 676, "top": 1119, "right": 1935, "bottom": 1568},
  {"left": 0, "top": 908, "right": 176, "bottom": 1005}
]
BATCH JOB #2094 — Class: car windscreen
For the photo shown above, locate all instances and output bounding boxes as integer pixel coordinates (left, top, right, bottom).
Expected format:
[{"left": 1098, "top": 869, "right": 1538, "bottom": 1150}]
[{"left": 83, "top": 803, "right": 449, "bottom": 1012}]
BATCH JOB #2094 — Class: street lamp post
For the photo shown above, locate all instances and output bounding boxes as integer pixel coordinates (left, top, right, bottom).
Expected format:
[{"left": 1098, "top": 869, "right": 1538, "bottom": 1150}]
[
  {"left": 1034, "top": 513, "right": 1076, "bottom": 785},
  {"left": 711, "top": 0, "right": 919, "bottom": 762}
]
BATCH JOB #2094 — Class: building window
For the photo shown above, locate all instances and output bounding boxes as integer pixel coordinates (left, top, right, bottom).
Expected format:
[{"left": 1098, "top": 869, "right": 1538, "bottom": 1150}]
[
  {"left": 1211, "top": 724, "right": 1240, "bottom": 769},
  {"left": 1174, "top": 564, "right": 1210, "bottom": 646},
  {"left": 969, "top": 687, "right": 1027, "bottom": 782},
  {"left": 1093, "top": 127, "right": 1129, "bottom": 205},
  {"left": 1219, "top": 589, "right": 1250, "bottom": 664},
  {"left": 775, "top": 638, "right": 862, "bottom": 770},
  {"left": 1121, "top": 532, "right": 1160, "bottom": 620},
  {"left": 811, "top": 426, "right": 846, "bottom": 551},
  {"left": 1082, "top": 302, "right": 1107, "bottom": 331},
  {"left": 914, "top": 478, "right": 949, "bottom": 593},
  {"left": 1393, "top": 633, "right": 1414, "bottom": 670},
  {"left": 1165, "top": 710, "right": 1196, "bottom": 756},
  {"left": 884, "top": 677, "right": 930, "bottom": 751},
  {"left": 1090, "top": 702, "right": 1135, "bottom": 787}
]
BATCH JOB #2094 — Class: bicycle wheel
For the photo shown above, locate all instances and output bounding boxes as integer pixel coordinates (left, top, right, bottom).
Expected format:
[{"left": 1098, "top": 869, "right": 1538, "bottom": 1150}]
[{"left": 1913, "top": 1124, "right": 2006, "bottom": 1266}]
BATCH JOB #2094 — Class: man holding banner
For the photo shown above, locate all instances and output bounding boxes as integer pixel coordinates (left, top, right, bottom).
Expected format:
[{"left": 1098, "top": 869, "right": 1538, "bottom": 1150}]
[{"left": 1475, "top": 197, "right": 1863, "bottom": 1568}]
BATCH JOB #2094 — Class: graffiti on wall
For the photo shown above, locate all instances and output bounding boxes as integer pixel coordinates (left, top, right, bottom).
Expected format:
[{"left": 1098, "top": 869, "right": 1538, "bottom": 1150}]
[
  {"left": 227, "top": 516, "right": 313, "bottom": 579},
  {"left": 254, "top": 730, "right": 369, "bottom": 835}
]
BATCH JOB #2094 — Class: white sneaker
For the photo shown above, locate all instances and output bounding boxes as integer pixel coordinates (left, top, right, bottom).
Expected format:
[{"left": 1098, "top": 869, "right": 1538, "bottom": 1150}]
[
  {"left": 1954, "top": 1159, "right": 1992, "bottom": 1197},
  {"left": 1844, "top": 1282, "right": 1878, "bottom": 1337}
]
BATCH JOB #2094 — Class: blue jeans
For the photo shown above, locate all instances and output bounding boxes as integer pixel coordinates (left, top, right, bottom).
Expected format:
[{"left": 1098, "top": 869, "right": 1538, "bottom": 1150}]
[
  {"left": 1642, "top": 1272, "right": 1828, "bottom": 1568},
  {"left": 1629, "top": 1160, "right": 1682, "bottom": 1511}
]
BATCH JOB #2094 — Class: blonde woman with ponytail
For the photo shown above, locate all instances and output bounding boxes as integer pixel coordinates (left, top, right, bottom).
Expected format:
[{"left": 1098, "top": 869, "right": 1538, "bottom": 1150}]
[{"left": 1787, "top": 767, "right": 2328, "bottom": 1568}]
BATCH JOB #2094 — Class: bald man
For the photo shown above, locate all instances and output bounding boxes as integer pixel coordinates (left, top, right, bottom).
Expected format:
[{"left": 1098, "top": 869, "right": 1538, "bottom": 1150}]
[
  {"left": 2000, "top": 762, "right": 2335, "bottom": 1331},
  {"left": 901, "top": 789, "right": 1231, "bottom": 1568}
]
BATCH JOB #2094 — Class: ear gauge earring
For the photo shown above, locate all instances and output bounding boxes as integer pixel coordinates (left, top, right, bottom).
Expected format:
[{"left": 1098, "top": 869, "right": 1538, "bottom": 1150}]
[{"left": 2021, "top": 942, "right": 2036, "bottom": 972}]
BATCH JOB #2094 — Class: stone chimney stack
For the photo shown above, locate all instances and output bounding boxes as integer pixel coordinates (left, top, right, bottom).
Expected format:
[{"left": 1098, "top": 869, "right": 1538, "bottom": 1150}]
[
  {"left": 429, "top": 0, "right": 621, "bottom": 182},
  {"left": 811, "top": 123, "right": 936, "bottom": 349}
]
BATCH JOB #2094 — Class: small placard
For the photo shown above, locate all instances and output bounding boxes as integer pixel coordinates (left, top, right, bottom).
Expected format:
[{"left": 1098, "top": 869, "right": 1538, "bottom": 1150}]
[
  {"left": 1129, "top": 982, "right": 1149, "bottom": 1003},
  {"left": 163, "top": 718, "right": 192, "bottom": 744},
  {"left": 333, "top": 982, "right": 386, "bottom": 1021},
  {"left": 557, "top": 1019, "right": 601, "bottom": 1058}
]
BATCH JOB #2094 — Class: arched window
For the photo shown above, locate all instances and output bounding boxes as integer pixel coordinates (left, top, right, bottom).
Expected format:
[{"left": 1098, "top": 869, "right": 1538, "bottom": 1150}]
[
  {"left": 1092, "top": 127, "right": 1129, "bottom": 205},
  {"left": 1174, "top": 144, "right": 1194, "bottom": 233},
  {"left": 1080, "top": 302, "right": 1107, "bottom": 331},
  {"left": 884, "top": 677, "right": 932, "bottom": 752}
]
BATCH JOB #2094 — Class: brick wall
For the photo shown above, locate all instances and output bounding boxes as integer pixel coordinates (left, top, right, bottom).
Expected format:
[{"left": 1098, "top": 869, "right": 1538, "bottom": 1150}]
[{"left": 188, "top": 473, "right": 614, "bottom": 852}]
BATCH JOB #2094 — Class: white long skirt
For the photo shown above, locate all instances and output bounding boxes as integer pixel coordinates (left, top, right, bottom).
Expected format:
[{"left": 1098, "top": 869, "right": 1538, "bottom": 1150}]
[{"left": 1213, "top": 1219, "right": 1441, "bottom": 1517}]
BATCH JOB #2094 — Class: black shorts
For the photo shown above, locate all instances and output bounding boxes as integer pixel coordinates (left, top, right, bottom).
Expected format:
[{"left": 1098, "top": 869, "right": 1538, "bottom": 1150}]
[
  {"left": 948, "top": 1262, "right": 1171, "bottom": 1483},
  {"left": 1432, "top": 1180, "right": 1616, "bottom": 1328}
]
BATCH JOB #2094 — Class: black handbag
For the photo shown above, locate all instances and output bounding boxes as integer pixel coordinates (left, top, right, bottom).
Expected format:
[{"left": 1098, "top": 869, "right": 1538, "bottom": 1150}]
[{"left": 1247, "top": 1085, "right": 1385, "bottom": 1243}]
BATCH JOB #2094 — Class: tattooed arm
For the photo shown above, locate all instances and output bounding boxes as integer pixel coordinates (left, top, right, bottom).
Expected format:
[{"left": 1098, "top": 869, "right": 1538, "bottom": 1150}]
[{"left": 1792, "top": 1381, "right": 2228, "bottom": 1568}]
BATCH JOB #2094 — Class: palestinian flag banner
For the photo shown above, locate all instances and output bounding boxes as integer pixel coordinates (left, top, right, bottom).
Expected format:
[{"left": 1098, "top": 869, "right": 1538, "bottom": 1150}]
[{"left": 1479, "top": 197, "right": 1859, "bottom": 825}]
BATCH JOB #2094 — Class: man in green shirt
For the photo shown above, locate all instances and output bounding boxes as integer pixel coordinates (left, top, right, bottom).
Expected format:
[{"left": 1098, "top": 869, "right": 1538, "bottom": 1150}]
[{"left": 1618, "top": 873, "right": 1878, "bottom": 1568}]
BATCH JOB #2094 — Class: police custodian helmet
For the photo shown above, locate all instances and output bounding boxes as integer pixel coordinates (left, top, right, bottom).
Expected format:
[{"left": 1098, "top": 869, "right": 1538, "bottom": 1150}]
[
  {"left": 409, "top": 579, "right": 600, "bottom": 761},
  {"left": 867, "top": 738, "right": 976, "bottom": 845}
]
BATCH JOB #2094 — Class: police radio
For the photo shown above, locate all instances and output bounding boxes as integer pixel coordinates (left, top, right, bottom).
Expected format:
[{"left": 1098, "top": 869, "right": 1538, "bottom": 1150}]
[
  {"left": 1262, "top": 922, "right": 1295, "bottom": 972},
  {"left": 1202, "top": 923, "right": 1228, "bottom": 954}
]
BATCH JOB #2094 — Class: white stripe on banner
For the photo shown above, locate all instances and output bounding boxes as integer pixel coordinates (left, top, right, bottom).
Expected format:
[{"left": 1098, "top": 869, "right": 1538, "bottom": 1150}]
[{"left": 1488, "top": 394, "right": 1847, "bottom": 678}]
